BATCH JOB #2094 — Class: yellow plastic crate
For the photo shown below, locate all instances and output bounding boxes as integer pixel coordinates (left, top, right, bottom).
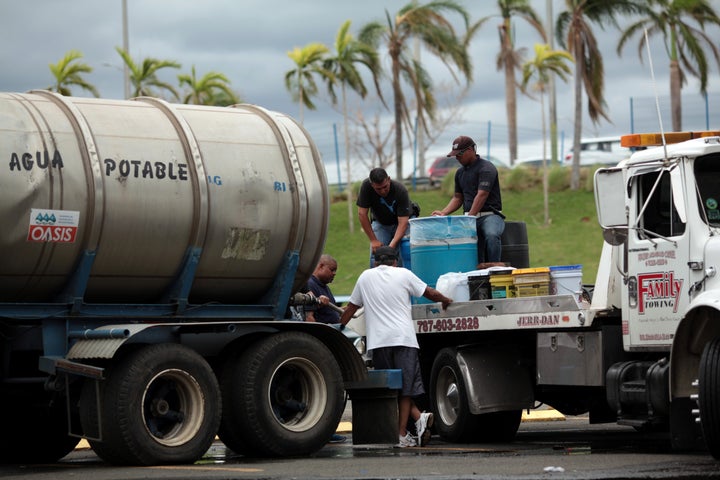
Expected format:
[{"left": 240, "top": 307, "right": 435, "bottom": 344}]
[
  {"left": 490, "top": 272, "right": 515, "bottom": 299},
  {"left": 515, "top": 283, "right": 550, "bottom": 297},
  {"left": 512, "top": 267, "right": 550, "bottom": 286}
]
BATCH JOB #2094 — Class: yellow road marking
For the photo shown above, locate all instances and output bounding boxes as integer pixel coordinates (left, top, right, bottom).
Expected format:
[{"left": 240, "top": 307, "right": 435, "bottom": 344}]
[{"left": 151, "top": 465, "right": 263, "bottom": 472}]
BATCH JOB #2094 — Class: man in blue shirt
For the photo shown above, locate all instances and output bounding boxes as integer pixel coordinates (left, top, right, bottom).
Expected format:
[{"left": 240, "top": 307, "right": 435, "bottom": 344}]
[
  {"left": 432, "top": 136, "right": 505, "bottom": 263},
  {"left": 305, "top": 254, "right": 340, "bottom": 324},
  {"left": 305, "top": 254, "right": 347, "bottom": 443}
]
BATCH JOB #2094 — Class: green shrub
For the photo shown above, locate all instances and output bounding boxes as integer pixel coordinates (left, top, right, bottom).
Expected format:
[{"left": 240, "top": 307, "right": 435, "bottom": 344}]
[
  {"left": 548, "top": 166, "right": 570, "bottom": 192},
  {"left": 504, "top": 166, "right": 540, "bottom": 192},
  {"left": 583, "top": 165, "right": 602, "bottom": 192},
  {"left": 439, "top": 168, "right": 457, "bottom": 196}
]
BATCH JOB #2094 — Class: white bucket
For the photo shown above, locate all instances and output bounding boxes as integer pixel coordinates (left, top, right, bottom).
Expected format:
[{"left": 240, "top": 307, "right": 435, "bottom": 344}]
[
  {"left": 549, "top": 265, "right": 583, "bottom": 305},
  {"left": 436, "top": 271, "right": 470, "bottom": 302}
]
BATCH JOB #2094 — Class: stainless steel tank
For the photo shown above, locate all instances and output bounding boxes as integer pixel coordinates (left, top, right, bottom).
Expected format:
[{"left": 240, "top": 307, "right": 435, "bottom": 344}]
[{"left": 0, "top": 91, "right": 328, "bottom": 303}]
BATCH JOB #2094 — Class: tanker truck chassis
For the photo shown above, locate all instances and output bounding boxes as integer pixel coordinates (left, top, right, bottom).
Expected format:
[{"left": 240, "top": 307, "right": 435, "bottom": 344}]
[{"left": 0, "top": 91, "right": 366, "bottom": 465}]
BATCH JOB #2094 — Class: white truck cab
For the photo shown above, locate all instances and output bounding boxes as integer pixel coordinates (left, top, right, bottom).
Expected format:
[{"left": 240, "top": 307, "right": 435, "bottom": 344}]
[{"left": 595, "top": 131, "right": 720, "bottom": 455}]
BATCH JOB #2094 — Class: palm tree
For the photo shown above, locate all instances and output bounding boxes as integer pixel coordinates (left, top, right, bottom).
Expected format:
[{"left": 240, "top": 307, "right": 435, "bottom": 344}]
[
  {"left": 617, "top": 0, "right": 720, "bottom": 132},
  {"left": 474, "top": 0, "right": 546, "bottom": 166},
  {"left": 115, "top": 46, "right": 181, "bottom": 100},
  {"left": 359, "top": 0, "right": 472, "bottom": 181},
  {"left": 556, "top": 0, "right": 645, "bottom": 190},
  {"left": 323, "top": 20, "right": 384, "bottom": 234},
  {"left": 521, "top": 44, "right": 573, "bottom": 225},
  {"left": 178, "top": 66, "right": 240, "bottom": 106},
  {"left": 284, "top": 43, "right": 333, "bottom": 124},
  {"left": 48, "top": 50, "right": 100, "bottom": 97}
]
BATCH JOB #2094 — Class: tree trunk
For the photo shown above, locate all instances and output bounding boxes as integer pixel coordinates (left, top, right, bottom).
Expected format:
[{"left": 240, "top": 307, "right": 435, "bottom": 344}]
[
  {"left": 502, "top": 23, "right": 518, "bottom": 165},
  {"left": 342, "top": 85, "right": 354, "bottom": 234},
  {"left": 670, "top": 59, "right": 682, "bottom": 131},
  {"left": 570, "top": 34, "right": 583, "bottom": 191},
  {"left": 392, "top": 51, "right": 404, "bottom": 181},
  {"left": 541, "top": 93, "right": 549, "bottom": 226},
  {"left": 297, "top": 70, "right": 304, "bottom": 124}
]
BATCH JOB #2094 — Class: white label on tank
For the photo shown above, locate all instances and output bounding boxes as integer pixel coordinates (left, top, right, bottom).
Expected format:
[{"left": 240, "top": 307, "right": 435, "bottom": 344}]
[{"left": 27, "top": 209, "right": 80, "bottom": 243}]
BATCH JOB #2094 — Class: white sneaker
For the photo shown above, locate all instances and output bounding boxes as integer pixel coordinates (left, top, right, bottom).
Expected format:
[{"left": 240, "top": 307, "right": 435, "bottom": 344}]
[
  {"left": 416, "top": 411, "right": 434, "bottom": 446},
  {"left": 397, "top": 431, "right": 417, "bottom": 448}
]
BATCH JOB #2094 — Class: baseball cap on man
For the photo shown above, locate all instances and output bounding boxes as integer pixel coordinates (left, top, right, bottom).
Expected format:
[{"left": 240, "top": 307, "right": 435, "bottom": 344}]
[
  {"left": 447, "top": 136, "right": 475, "bottom": 157},
  {"left": 374, "top": 246, "right": 398, "bottom": 262}
]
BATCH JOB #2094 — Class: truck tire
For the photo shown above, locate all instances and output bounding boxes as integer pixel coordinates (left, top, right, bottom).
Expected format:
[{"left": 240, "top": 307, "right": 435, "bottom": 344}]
[
  {"left": 218, "top": 331, "right": 344, "bottom": 457},
  {"left": 430, "top": 348, "right": 482, "bottom": 442},
  {"left": 0, "top": 391, "right": 79, "bottom": 464},
  {"left": 430, "top": 348, "right": 522, "bottom": 443},
  {"left": 80, "top": 344, "right": 221, "bottom": 465},
  {"left": 699, "top": 337, "right": 720, "bottom": 459}
]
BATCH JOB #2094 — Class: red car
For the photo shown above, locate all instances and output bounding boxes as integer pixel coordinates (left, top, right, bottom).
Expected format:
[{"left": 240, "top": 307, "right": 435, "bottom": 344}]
[{"left": 427, "top": 156, "right": 458, "bottom": 186}]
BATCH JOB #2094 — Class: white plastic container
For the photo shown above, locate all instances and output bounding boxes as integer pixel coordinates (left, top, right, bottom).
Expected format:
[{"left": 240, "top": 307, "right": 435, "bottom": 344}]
[
  {"left": 436, "top": 271, "right": 471, "bottom": 302},
  {"left": 549, "top": 265, "right": 583, "bottom": 305}
]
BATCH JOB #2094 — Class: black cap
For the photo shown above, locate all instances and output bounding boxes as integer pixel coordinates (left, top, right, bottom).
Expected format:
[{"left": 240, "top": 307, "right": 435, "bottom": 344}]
[
  {"left": 374, "top": 246, "right": 398, "bottom": 262},
  {"left": 447, "top": 135, "right": 475, "bottom": 157}
]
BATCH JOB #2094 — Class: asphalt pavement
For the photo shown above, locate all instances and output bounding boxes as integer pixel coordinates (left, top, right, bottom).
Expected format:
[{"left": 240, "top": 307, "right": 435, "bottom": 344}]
[{"left": 73, "top": 404, "right": 565, "bottom": 450}]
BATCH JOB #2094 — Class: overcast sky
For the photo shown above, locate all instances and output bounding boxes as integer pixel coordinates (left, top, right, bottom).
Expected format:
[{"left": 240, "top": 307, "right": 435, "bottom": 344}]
[{"left": 2, "top": 0, "right": 719, "bottom": 178}]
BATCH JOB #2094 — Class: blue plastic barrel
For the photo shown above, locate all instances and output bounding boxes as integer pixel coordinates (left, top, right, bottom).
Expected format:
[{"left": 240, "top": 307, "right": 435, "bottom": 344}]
[
  {"left": 400, "top": 236, "right": 411, "bottom": 270},
  {"left": 409, "top": 216, "right": 478, "bottom": 303}
]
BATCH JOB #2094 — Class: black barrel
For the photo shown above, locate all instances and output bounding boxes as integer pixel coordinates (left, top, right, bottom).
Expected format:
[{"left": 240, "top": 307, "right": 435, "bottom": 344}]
[{"left": 501, "top": 221, "right": 529, "bottom": 268}]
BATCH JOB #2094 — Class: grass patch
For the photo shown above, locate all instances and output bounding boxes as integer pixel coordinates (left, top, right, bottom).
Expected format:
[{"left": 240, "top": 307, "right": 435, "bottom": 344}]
[{"left": 325, "top": 171, "right": 604, "bottom": 295}]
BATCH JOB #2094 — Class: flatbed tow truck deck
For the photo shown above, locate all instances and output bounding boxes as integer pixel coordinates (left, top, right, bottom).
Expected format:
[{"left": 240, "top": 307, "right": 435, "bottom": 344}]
[{"left": 413, "top": 295, "right": 593, "bottom": 333}]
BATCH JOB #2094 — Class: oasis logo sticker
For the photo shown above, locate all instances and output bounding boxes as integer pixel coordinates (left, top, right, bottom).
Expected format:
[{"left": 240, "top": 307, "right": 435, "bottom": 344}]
[
  {"left": 637, "top": 272, "right": 683, "bottom": 314},
  {"left": 27, "top": 209, "right": 80, "bottom": 243}
]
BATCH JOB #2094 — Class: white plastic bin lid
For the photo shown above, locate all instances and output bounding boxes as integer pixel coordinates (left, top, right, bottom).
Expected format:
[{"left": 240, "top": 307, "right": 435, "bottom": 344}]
[{"left": 409, "top": 216, "right": 477, "bottom": 244}]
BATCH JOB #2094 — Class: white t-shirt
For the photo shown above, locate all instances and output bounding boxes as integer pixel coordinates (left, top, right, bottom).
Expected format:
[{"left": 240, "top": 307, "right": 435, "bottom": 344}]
[{"left": 348, "top": 265, "right": 427, "bottom": 350}]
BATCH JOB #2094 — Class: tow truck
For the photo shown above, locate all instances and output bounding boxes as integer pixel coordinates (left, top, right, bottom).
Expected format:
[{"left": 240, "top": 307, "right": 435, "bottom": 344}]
[{"left": 411, "top": 130, "right": 720, "bottom": 457}]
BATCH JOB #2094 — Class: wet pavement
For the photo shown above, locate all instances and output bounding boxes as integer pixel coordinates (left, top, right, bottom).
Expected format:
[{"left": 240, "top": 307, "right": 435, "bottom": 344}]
[{"left": 2, "top": 407, "right": 719, "bottom": 480}]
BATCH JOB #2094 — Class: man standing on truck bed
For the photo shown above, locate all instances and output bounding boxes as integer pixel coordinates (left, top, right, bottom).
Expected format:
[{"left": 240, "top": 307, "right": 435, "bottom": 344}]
[
  {"left": 357, "top": 168, "right": 411, "bottom": 266},
  {"left": 432, "top": 135, "right": 505, "bottom": 263},
  {"left": 339, "top": 246, "right": 452, "bottom": 447}
]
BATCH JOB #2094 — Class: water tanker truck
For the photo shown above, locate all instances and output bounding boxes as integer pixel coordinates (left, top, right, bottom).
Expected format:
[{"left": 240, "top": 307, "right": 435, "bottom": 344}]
[{"left": 0, "top": 91, "right": 367, "bottom": 465}]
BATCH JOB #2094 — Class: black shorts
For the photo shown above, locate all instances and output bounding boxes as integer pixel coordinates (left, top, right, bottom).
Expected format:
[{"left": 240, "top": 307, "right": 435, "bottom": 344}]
[{"left": 371, "top": 346, "right": 425, "bottom": 397}]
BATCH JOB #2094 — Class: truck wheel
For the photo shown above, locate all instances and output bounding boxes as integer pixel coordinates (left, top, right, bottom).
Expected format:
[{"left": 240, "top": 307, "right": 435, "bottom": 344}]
[
  {"left": 430, "top": 348, "right": 522, "bottom": 443},
  {"left": 430, "top": 348, "right": 481, "bottom": 442},
  {"left": 0, "top": 391, "right": 79, "bottom": 464},
  {"left": 80, "top": 344, "right": 221, "bottom": 465},
  {"left": 218, "top": 331, "right": 344, "bottom": 457},
  {"left": 699, "top": 337, "right": 720, "bottom": 459}
]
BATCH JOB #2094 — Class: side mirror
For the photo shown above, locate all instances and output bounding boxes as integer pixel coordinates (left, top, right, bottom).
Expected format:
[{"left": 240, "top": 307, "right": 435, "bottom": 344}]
[
  {"left": 595, "top": 167, "right": 628, "bottom": 245},
  {"left": 602, "top": 228, "right": 628, "bottom": 246}
]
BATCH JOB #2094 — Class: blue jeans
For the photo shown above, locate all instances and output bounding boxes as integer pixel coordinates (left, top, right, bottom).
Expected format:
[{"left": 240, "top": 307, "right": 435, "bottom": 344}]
[
  {"left": 370, "top": 221, "right": 404, "bottom": 267},
  {"left": 476, "top": 215, "right": 505, "bottom": 263}
]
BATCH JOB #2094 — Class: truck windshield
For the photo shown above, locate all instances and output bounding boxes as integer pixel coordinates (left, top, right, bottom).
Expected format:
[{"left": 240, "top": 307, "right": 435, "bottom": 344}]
[{"left": 694, "top": 154, "right": 720, "bottom": 227}]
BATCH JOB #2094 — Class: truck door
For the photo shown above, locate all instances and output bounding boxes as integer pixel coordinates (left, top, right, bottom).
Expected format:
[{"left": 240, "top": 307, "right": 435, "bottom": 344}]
[{"left": 624, "top": 165, "right": 691, "bottom": 349}]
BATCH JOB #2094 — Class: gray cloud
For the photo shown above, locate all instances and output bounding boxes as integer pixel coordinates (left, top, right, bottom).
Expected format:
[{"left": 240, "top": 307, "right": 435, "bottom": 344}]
[{"left": 2, "top": 0, "right": 718, "bottom": 175}]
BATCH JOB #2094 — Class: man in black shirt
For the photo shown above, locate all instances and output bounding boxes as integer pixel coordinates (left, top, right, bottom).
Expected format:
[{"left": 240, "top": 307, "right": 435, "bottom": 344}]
[
  {"left": 431, "top": 136, "right": 505, "bottom": 263},
  {"left": 356, "top": 168, "right": 411, "bottom": 266}
]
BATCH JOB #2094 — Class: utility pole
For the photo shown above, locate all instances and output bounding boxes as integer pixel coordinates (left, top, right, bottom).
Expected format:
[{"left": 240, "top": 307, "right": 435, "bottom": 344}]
[
  {"left": 122, "top": 0, "right": 130, "bottom": 99},
  {"left": 414, "top": 37, "right": 425, "bottom": 180},
  {"left": 546, "top": 0, "right": 558, "bottom": 165}
]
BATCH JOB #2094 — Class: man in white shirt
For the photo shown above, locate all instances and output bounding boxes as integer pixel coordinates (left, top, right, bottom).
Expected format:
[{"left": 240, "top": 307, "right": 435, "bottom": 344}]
[{"left": 339, "top": 246, "right": 452, "bottom": 447}]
